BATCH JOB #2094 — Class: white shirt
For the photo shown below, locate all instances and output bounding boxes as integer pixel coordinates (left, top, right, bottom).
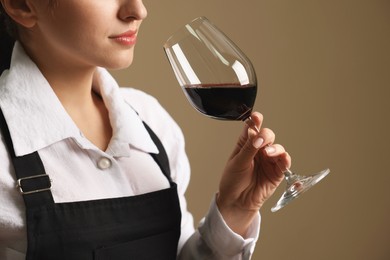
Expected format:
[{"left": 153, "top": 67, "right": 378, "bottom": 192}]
[{"left": 0, "top": 42, "right": 260, "bottom": 259}]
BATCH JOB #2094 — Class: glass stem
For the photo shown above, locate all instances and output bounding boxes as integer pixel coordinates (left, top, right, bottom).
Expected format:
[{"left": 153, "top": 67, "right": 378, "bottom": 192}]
[
  {"left": 283, "top": 169, "right": 300, "bottom": 186},
  {"left": 284, "top": 169, "right": 293, "bottom": 177},
  {"left": 244, "top": 116, "right": 297, "bottom": 183},
  {"left": 244, "top": 116, "right": 259, "bottom": 132}
]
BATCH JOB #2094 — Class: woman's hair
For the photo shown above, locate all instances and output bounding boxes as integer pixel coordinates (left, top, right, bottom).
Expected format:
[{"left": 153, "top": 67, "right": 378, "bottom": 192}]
[
  {"left": 1, "top": 1, "right": 58, "bottom": 74},
  {"left": 0, "top": 4, "right": 16, "bottom": 74}
]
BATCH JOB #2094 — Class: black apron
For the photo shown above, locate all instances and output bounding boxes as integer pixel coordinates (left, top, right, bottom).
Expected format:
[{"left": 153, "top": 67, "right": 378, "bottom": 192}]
[{"left": 0, "top": 108, "right": 181, "bottom": 260}]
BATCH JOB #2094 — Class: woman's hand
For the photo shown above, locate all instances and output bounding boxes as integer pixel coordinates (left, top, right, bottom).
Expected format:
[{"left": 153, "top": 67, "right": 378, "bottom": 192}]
[{"left": 216, "top": 112, "right": 291, "bottom": 236}]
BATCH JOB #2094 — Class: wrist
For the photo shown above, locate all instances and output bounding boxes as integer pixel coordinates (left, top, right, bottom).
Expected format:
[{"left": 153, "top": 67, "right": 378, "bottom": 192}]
[{"left": 216, "top": 193, "right": 259, "bottom": 238}]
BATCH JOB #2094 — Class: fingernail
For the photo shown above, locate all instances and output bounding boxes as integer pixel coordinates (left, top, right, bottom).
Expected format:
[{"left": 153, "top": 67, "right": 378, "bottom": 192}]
[
  {"left": 265, "top": 146, "right": 276, "bottom": 155},
  {"left": 253, "top": 137, "right": 264, "bottom": 149}
]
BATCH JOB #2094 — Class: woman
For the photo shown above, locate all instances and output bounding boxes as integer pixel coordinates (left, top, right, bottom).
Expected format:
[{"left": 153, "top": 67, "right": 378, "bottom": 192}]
[{"left": 0, "top": 0, "right": 290, "bottom": 259}]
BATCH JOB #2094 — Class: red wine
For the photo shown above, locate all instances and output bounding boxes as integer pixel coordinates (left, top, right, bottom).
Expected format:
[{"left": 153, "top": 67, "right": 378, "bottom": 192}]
[{"left": 183, "top": 83, "right": 257, "bottom": 120}]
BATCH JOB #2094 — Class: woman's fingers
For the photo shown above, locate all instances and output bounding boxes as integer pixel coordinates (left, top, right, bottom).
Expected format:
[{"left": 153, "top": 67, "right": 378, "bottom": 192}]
[
  {"left": 255, "top": 127, "right": 275, "bottom": 148},
  {"left": 264, "top": 143, "right": 285, "bottom": 156},
  {"left": 231, "top": 111, "right": 291, "bottom": 174},
  {"left": 263, "top": 144, "right": 292, "bottom": 172}
]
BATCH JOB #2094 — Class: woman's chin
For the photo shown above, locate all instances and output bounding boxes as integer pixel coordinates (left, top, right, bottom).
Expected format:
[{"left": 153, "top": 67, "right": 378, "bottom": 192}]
[{"left": 105, "top": 58, "right": 134, "bottom": 70}]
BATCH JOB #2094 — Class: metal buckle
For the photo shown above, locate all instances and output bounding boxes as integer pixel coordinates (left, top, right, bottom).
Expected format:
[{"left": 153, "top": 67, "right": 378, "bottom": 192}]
[{"left": 16, "top": 174, "right": 52, "bottom": 195}]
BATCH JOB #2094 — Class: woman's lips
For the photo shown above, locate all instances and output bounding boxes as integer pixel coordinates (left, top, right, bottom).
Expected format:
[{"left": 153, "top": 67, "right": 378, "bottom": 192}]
[{"left": 109, "top": 30, "right": 137, "bottom": 46}]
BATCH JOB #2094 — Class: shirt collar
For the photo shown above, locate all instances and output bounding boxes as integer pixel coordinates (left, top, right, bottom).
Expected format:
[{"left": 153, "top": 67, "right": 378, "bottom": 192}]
[
  {"left": 92, "top": 67, "right": 159, "bottom": 156},
  {"left": 0, "top": 42, "right": 158, "bottom": 156}
]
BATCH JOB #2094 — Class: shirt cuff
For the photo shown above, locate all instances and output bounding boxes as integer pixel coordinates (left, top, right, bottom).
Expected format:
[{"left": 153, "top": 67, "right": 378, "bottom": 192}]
[{"left": 198, "top": 194, "right": 261, "bottom": 257}]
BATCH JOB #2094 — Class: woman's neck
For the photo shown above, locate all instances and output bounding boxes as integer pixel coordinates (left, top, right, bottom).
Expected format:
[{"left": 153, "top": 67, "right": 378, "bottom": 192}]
[
  {"left": 22, "top": 40, "right": 96, "bottom": 106},
  {"left": 22, "top": 40, "right": 113, "bottom": 151},
  {"left": 45, "top": 66, "right": 97, "bottom": 108},
  {"left": 48, "top": 68, "right": 113, "bottom": 151}
]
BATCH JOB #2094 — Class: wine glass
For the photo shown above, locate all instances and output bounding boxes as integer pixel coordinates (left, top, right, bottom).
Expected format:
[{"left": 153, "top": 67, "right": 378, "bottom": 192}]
[{"left": 163, "top": 16, "right": 329, "bottom": 212}]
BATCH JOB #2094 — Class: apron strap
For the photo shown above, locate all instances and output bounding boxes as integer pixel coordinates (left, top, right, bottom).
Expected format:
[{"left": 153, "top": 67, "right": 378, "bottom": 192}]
[
  {"left": 0, "top": 108, "right": 55, "bottom": 208},
  {"left": 129, "top": 105, "right": 172, "bottom": 181},
  {"left": 0, "top": 107, "right": 172, "bottom": 208},
  {"left": 142, "top": 122, "right": 172, "bottom": 182}
]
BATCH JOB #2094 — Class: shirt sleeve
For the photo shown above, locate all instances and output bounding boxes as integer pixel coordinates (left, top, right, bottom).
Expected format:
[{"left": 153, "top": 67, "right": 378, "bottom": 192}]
[{"left": 178, "top": 195, "right": 260, "bottom": 260}]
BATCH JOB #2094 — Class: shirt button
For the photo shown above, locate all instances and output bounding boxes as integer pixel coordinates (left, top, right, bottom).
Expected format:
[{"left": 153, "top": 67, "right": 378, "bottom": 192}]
[{"left": 97, "top": 157, "right": 112, "bottom": 170}]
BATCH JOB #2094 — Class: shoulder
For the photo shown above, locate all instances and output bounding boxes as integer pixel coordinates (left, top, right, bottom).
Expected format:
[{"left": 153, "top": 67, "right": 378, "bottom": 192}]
[
  {"left": 119, "top": 87, "right": 179, "bottom": 134},
  {"left": 118, "top": 87, "right": 189, "bottom": 184},
  {"left": 119, "top": 87, "right": 161, "bottom": 116},
  {"left": 119, "top": 87, "right": 185, "bottom": 150}
]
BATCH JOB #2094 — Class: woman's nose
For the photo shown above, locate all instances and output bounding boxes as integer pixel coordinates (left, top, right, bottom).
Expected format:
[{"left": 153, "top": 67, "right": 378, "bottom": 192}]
[{"left": 118, "top": 0, "right": 148, "bottom": 22}]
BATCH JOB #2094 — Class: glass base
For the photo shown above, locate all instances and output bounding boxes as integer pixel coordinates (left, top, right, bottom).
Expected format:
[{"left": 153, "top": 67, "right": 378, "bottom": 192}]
[{"left": 271, "top": 168, "right": 330, "bottom": 212}]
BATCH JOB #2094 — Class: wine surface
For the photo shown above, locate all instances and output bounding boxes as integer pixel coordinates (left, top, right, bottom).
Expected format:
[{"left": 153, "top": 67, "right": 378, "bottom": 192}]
[{"left": 183, "top": 83, "right": 257, "bottom": 120}]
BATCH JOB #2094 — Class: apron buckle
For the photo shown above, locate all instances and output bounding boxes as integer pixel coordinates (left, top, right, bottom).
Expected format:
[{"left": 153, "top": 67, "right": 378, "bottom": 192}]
[{"left": 16, "top": 174, "right": 52, "bottom": 195}]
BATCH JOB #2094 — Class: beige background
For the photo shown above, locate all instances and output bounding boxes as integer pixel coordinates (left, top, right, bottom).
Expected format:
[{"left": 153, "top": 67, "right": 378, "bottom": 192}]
[{"left": 110, "top": 0, "right": 390, "bottom": 259}]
